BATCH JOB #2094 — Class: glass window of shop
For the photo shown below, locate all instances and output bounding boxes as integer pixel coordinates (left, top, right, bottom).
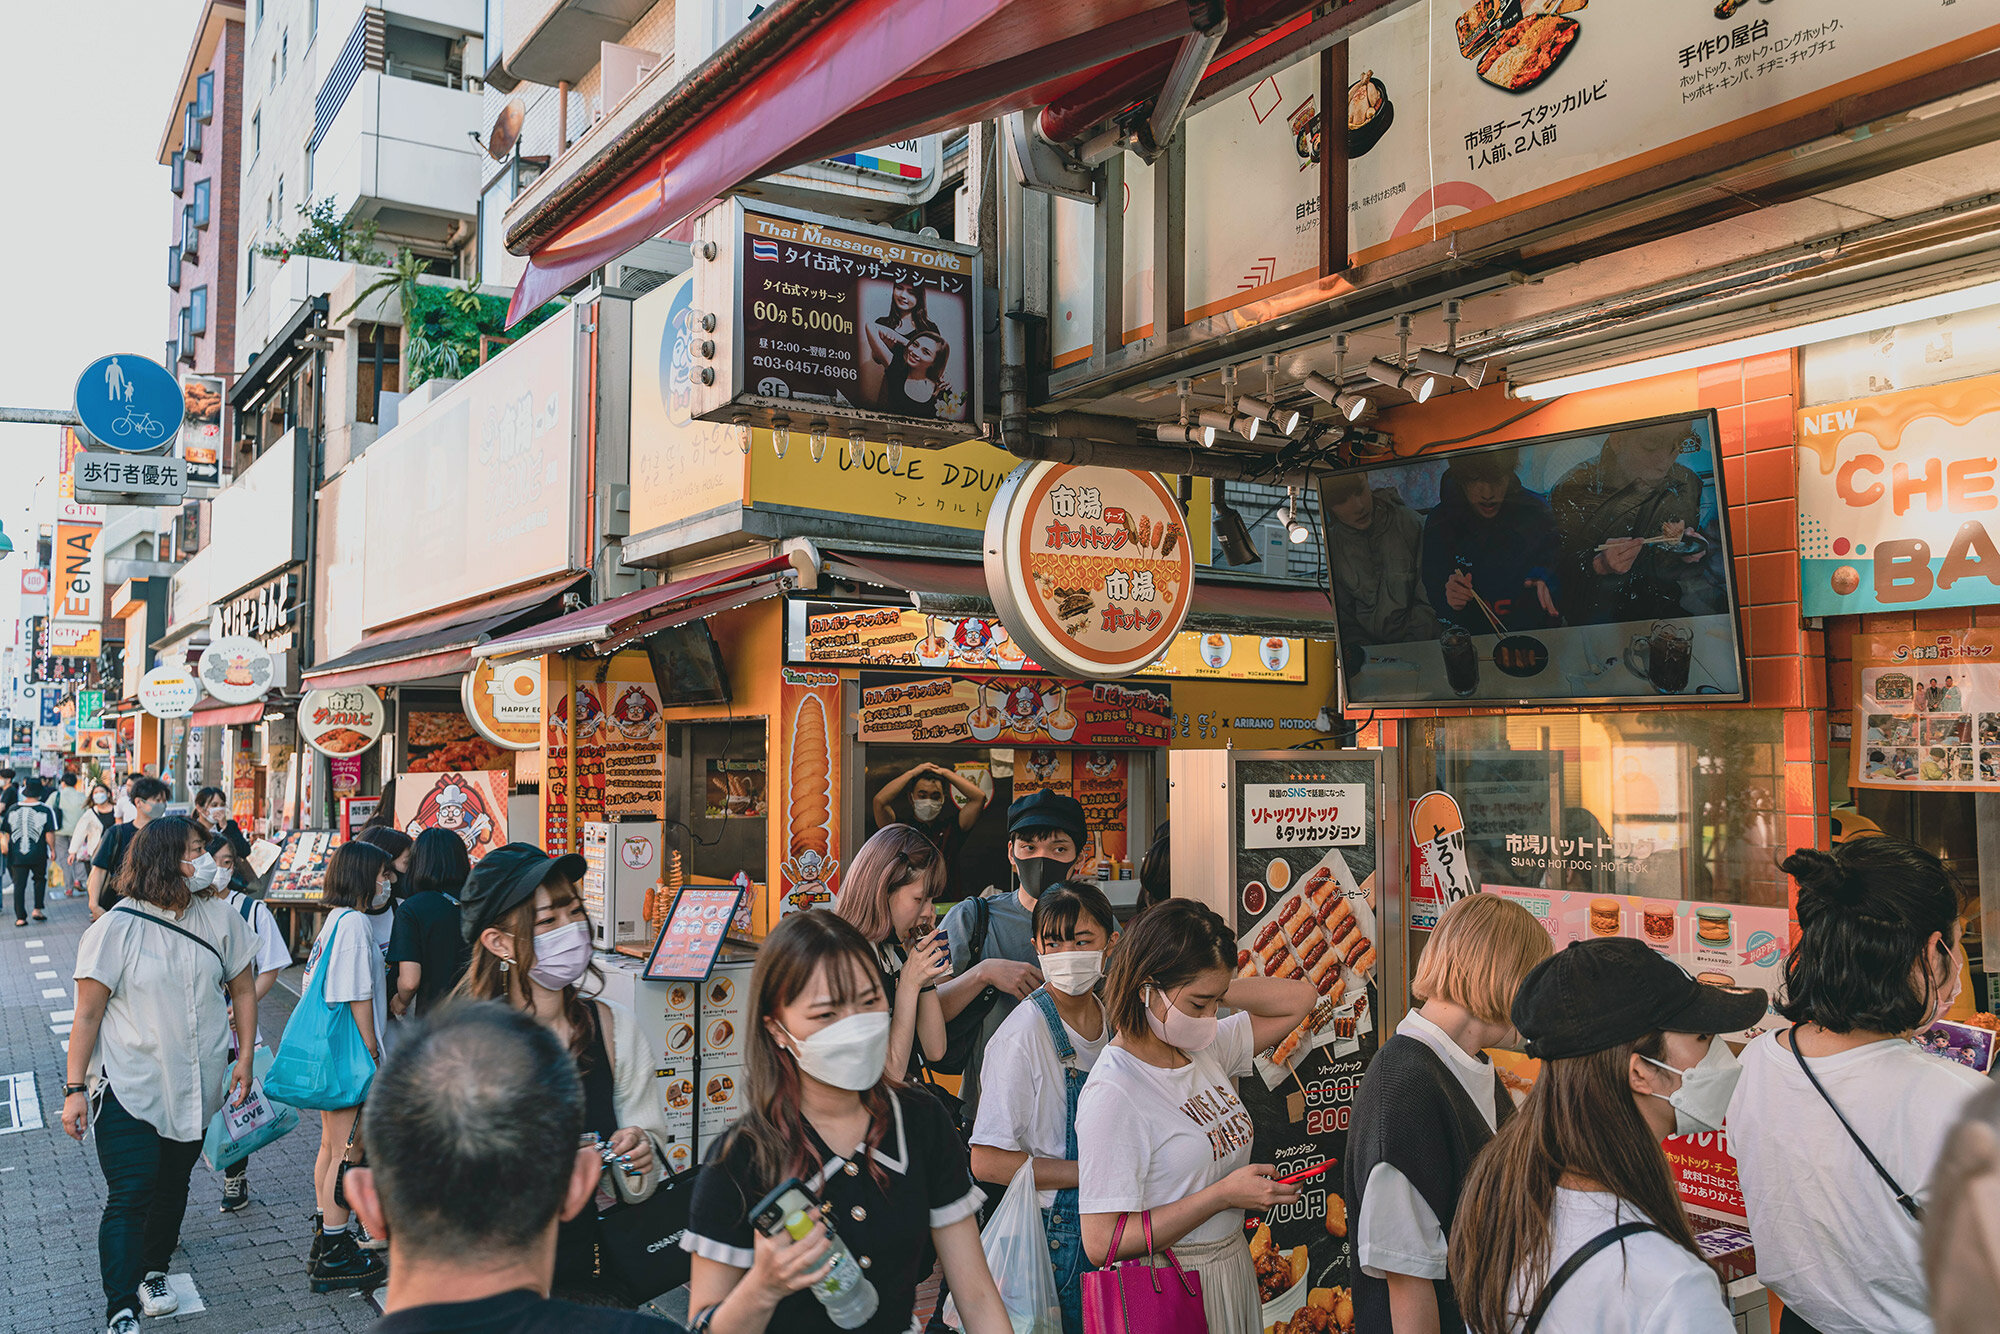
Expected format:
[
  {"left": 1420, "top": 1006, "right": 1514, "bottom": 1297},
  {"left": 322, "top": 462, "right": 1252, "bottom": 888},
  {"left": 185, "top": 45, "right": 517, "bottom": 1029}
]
[
  {"left": 663, "top": 719, "right": 768, "bottom": 886},
  {"left": 863, "top": 746, "right": 1011, "bottom": 906},
  {"left": 1399, "top": 708, "right": 1791, "bottom": 985}
]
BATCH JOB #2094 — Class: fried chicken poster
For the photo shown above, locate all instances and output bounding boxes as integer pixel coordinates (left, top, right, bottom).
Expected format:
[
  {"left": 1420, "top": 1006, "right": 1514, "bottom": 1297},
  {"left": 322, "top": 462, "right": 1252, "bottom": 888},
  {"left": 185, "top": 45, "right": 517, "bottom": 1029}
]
[
  {"left": 397, "top": 770, "right": 509, "bottom": 864},
  {"left": 779, "top": 670, "right": 843, "bottom": 916}
]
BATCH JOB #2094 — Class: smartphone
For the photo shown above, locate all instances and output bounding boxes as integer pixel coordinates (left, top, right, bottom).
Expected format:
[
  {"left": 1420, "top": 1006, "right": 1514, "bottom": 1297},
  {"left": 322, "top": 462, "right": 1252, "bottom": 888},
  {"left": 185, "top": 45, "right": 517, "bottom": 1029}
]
[{"left": 750, "top": 1177, "right": 821, "bottom": 1240}]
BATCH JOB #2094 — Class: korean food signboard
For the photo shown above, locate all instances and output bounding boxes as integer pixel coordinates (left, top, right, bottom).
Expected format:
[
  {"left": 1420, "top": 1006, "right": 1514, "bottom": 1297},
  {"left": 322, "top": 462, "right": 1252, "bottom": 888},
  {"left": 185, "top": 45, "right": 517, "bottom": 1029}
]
[
  {"left": 1229, "top": 752, "right": 1385, "bottom": 1321},
  {"left": 985, "top": 462, "right": 1196, "bottom": 680},
  {"left": 1851, "top": 629, "right": 2000, "bottom": 792},
  {"left": 1797, "top": 373, "right": 2000, "bottom": 616}
]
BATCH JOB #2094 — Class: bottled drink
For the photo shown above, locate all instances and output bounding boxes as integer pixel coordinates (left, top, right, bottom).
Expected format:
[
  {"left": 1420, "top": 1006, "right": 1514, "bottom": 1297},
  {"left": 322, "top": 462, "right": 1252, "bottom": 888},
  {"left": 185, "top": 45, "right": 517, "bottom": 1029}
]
[{"left": 783, "top": 1206, "right": 879, "bottom": 1329}]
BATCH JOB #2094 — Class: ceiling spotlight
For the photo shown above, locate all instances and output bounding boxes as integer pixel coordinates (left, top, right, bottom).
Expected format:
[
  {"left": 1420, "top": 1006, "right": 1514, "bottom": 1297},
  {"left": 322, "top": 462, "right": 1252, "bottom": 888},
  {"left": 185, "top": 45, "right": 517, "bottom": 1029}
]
[
  {"left": 847, "top": 426, "right": 865, "bottom": 466},
  {"left": 1233, "top": 414, "right": 1263, "bottom": 442},
  {"left": 886, "top": 435, "right": 904, "bottom": 470},
  {"left": 808, "top": 421, "right": 829, "bottom": 462},
  {"left": 1364, "top": 358, "right": 1438, "bottom": 402},
  {"left": 1412, "top": 348, "right": 1489, "bottom": 389},
  {"left": 1237, "top": 395, "right": 1300, "bottom": 436},
  {"left": 1213, "top": 488, "right": 1258, "bottom": 567},
  {"left": 1156, "top": 422, "right": 1216, "bottom": 448},
  {"left": 772, "top": 417, "right": 791, "bottom": 459},
  {"left": 1279, "top": 486, "right": 1312, "bottom": 544},
  {"left": 733, "top": 413, "right": 752, "bottom": 454},
  {"left": 1197, "top": 408, "right": 1237, "bottom": 436}
]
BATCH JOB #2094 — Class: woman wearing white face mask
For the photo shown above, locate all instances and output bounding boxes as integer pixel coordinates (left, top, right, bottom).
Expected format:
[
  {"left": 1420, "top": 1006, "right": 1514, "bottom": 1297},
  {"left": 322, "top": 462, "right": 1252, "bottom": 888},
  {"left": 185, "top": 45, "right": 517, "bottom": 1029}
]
[
  {"left": 1727, "top": 840, "right": 1982, "bottom": 1334},
  {"left": 456, "top": 842, "right": 669, "bottom": 1306},
  {"left": 1449, "top": 938, "right": 1765, "bottom": 1334},
  {"left": 970, "top": 881, "right": 1121, "bottom": 1334},
  {"left": 685, "top": 909, "right": 1012, "bottom": 1334},
  {"left": 1075, "top": 898, "right": 1317, "bottom": 1333}
]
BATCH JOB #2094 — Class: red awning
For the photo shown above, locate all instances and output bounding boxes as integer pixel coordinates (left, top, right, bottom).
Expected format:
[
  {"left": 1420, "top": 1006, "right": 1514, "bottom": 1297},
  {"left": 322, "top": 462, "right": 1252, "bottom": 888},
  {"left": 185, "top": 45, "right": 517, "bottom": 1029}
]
[
  {"left": 508, "top": 0, "right": 1320, "bottom": 321},
  {"left": 189, "top": 700, "right": 269, "bottom": 727},
  {"left": 303, "top": 579, "right": 581, "bottom": 690},
  {"left": 475, "top": 553, "right": 800, "bottom": 659}
]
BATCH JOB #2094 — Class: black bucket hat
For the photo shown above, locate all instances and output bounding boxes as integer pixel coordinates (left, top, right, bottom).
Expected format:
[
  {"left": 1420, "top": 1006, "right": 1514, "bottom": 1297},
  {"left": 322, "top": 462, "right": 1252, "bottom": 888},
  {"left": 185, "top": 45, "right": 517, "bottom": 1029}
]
[
  {"left": 460, "top": 841, "right": 589, "bottom": 943},
  {"left": 1512, "top": 937, "right": 1769, "bottom": 1061}
]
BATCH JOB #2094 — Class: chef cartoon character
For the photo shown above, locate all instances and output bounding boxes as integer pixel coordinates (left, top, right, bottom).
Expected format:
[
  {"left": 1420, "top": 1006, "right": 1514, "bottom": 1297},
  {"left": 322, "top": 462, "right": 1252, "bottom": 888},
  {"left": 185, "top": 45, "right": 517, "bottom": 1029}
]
[
  {"left": 777, "top": 846, "right": 840, "bottom": 913},
  {"left": 1003, "top": 682, "right": 1043, "bottom": 732},
  {"left": 953, "top": 616, "right": 995, "bottom": 661},
  {"left": 1026, "top": 748, "right": 1060, "bottom": 782},
  {"left": 611, "top": 684, "right": 661, "bottom": 741},
  {"left": 572, "top": 686, "right": 606, "bottom": 742},
  {"left": 1085, "top": 749, "right": 1116, "bottom": 778},
  {"left": 405, "top": 773, "right": 497, "bottom": 854}
]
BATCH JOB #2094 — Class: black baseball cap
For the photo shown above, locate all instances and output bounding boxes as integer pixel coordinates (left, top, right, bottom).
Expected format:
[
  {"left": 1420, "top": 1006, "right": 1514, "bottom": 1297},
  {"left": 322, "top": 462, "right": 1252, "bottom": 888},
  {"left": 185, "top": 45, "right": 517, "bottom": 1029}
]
[
  {"left": 1007, "top": 789, "right": 1086, "bottom": 842},
  {"left": 1512, "top": 938, "right": 1769, "bottom": 1061},
  {"left": 460, "top": 841, "right": 589, "bottom": 943}
]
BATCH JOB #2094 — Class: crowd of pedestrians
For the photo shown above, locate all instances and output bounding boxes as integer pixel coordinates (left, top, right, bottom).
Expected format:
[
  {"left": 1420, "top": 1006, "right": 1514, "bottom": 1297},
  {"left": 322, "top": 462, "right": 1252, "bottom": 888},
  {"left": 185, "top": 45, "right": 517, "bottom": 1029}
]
[{"left": 40, "top": 768, "right": 2000, "bottom": 1334}]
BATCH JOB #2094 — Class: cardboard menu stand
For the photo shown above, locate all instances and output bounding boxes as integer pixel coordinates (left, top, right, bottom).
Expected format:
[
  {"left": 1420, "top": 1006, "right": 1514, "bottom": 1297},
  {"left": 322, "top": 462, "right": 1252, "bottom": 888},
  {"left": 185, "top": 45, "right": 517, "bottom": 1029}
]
[{"left": 642, "top": 887, "right": 745, "bottom": 982}]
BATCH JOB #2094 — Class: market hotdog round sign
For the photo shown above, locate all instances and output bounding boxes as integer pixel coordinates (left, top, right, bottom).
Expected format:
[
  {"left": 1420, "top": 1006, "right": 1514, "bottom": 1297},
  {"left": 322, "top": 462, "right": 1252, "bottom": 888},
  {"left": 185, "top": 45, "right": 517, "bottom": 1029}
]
[
  {"left": 299, "top": 686, "right": 386, "bottom": 757},
  {"left": 984, "top": 462, "right": 1195, "bottom": 680}
]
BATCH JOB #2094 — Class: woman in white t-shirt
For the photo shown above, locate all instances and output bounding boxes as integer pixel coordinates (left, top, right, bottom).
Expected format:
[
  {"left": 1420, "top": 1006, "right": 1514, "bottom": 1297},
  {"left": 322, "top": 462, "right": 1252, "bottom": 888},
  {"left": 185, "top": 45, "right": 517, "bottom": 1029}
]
[
  {"left": 1449, "top": 938, "right": 1767, "bottom": 1334},
  {"left": 1726, "top": 840, "right": 1985, "bottom": 1334},
  {"left": 1076, "top": 898, "right": 1316, "bottom": 1333},
  {"left": 970, "top": 881, "right": 1122, "bottom": 1334},
  {"left": 299, "top": 840, "right": 395, "bottom": 1294}
]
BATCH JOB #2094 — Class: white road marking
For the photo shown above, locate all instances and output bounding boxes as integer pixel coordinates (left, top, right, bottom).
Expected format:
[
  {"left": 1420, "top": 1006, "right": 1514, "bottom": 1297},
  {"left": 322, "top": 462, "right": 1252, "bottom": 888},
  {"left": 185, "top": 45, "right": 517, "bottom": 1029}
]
[
  {"left": 159, "top": 1273, "right": 207, "bottom": 1315},
  {"left": 34, "top": 970, "right": 55, "bottom": 979},
  {"left": 41, "top": 988, "right": 66, "bottom": 999},
  {"left": 0, "top": 1073, "right": 42, "bottom": 1134},
  {"left": 29, "top": 954, "right": 49, "bottom": 963},
  {"left": 26, "top": 940, "right": 44, "bottom": 948},
  {"left": 49, "top": 1008, "right": 74, "bottom": 1021}
]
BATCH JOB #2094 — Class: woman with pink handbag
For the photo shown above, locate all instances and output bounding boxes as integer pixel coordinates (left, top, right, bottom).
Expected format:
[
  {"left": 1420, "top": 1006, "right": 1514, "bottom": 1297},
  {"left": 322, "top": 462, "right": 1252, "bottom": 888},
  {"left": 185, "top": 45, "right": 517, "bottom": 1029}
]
[{"left": 1076, "top": 900, "right": 1317, "bottom": 1333}]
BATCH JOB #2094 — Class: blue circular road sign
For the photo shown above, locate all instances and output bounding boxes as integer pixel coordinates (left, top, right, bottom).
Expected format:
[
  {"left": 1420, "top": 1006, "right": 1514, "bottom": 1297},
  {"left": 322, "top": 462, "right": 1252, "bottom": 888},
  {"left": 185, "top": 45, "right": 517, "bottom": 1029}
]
[{"left": 74, "top": 355, "right": 184, "bottom": 453}]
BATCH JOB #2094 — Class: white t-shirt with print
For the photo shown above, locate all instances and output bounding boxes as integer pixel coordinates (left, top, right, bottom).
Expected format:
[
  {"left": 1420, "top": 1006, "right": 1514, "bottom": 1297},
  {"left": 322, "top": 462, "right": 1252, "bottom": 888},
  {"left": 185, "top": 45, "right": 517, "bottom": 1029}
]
[
  {"left": 1726, "top": 1029, "right": 1987, "bottom": 1334},
  {"left": 1505, "top": 1189, "right": 1733, "bottom": 1334},
  {"left": 971, "top": 991, "right": 1110, "bottom": 1208},
  {"left": 305, "top": 907, "right": 389, "bottom": 1051},
  {"left": 1358, "top": 1007, "right": 1502, "bottom": 1281},
  {"left": 1076, "top": 1009, "right": 1258, "bottom": 1245}
]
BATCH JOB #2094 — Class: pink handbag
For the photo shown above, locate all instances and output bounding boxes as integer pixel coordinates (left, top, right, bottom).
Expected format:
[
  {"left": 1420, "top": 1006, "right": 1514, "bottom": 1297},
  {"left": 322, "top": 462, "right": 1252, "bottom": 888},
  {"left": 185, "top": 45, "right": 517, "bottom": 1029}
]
[{"left": 1080, "top": 1210, "right": 1207, "bottom": 1334}]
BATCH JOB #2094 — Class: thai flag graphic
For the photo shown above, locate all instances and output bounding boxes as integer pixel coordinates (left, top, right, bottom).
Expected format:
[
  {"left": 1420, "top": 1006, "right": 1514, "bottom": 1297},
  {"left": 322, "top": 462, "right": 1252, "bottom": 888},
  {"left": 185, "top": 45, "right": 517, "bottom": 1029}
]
[{"left": 751, "top": 239, "right": 781, "bottom": 263}]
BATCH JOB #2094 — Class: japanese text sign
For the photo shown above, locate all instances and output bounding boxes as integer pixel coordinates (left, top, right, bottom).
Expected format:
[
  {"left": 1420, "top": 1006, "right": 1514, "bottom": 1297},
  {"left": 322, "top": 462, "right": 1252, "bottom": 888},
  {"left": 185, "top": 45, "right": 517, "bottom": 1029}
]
[{"left": 1242, "top": 782, "right": 1367, "bottom": 848}]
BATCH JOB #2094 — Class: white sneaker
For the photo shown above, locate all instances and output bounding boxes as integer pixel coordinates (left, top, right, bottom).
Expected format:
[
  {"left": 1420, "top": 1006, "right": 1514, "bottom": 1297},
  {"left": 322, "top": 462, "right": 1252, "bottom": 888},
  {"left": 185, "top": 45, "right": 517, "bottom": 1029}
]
[
  {"left": 139, "top": 1272, "right": 179, "bottom": 1317},
  {"left": 107, "top": 1309, "right": 140, "bottom": 1334}
]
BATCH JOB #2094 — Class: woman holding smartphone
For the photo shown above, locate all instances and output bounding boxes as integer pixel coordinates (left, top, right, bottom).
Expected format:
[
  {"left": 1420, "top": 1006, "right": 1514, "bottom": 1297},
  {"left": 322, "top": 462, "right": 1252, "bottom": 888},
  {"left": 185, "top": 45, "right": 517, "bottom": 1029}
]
[
  {"left": 683, "top": 910, "right": 1011, "bottom": 1334},
  {"left": 835, "top": 825, "right": 953, "bottom": 1082},
  {"left": 1076, "top": 898, "right": 1318, "bottom": 1333}
]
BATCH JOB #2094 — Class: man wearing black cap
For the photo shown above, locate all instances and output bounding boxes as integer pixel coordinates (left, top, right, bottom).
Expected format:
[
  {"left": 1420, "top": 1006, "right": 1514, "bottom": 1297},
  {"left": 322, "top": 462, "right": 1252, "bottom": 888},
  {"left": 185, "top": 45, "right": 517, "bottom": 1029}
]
[{"left": 934, "top": 789, "right": 1087, "bottom": 1128}]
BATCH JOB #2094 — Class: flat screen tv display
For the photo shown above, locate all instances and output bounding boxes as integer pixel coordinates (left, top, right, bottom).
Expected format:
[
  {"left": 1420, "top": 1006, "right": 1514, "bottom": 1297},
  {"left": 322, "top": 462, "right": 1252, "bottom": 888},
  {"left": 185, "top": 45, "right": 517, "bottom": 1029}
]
[
  {"left": 643, "top": 621, "right": 733, "bottom": 707},
  {"left": 1323, "top": 411, "right": 1745, "bottom": 707}
]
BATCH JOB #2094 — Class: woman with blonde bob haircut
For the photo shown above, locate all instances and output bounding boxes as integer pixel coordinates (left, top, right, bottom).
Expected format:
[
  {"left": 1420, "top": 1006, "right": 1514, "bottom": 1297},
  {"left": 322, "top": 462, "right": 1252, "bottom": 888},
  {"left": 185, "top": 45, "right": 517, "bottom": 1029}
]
[{"left": 1344, "top": 893, "right": 1552, "bottom": 1333}]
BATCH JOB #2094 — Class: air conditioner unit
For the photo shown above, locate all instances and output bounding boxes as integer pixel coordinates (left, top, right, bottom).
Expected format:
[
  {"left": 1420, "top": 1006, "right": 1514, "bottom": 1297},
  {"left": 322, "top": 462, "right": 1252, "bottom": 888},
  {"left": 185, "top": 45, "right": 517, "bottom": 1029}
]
[
  {"left": 600, "top": 42, "right": 662, "bottom": 114},
  {"left": 603, "top": 236, "right": 690, "bottom": 293}
]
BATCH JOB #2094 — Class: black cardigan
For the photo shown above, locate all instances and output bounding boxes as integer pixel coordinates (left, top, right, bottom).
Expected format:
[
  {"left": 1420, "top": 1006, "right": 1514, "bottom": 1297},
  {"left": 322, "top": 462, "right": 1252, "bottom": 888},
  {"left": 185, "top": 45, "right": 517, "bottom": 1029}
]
[{"left": 1344, "top": 1033, "right": 1513, "bottom": 1334}]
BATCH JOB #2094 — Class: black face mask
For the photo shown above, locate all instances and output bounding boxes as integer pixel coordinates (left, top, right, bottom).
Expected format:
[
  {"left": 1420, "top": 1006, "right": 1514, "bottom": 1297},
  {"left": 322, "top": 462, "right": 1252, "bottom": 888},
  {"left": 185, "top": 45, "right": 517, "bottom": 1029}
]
[{"left": 1014, "top": 856, "right": 1072, "bottom": 900}]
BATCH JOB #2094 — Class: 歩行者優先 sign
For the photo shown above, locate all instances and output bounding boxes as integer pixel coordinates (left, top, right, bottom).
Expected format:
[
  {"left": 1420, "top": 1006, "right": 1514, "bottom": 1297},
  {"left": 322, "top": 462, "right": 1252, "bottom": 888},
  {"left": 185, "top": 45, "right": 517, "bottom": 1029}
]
[
  {"left": 1797, "top": 373, "right": 2000, "bottom": 616},
  {"left": 985, "top": 462, "right": 1196, "bottom": 680},
  {"left": 1850, "top": 629, "right": 2000, "bottom": 792},
  {"left": 73, "top": 450, "right": 189, "bottom": 503},
  {"left": 299, "top": 686, "right": 387, "bottom": 757},
  {"left": 73, "top": 355, "right": 184, "bottom": 454},
  {"left": 139, "top": 664, "right": 202, "bottom": 719},
  {"left": 198, "top": 636, "right": 276, "bottom": 705},
  {"left": 683, "top": 199, "right": 983, "bottom": 445},
  {"left": 462, "top": 657, "right": 542, "bottom": 751}
]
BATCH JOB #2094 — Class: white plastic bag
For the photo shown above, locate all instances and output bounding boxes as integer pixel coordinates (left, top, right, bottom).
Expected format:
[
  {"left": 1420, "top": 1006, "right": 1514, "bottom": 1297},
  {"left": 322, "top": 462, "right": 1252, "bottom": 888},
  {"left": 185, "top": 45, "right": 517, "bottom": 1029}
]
[{"left": 943, "top": 1159, "right": 1063, "bottom": 1334}]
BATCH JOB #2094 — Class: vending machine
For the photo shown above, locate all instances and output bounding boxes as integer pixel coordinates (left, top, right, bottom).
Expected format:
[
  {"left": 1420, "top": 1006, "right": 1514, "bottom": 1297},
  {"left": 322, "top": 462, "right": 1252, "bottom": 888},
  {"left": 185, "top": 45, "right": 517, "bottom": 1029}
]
[{"left": 581, "top": 820, "right": 665, "bottom": 951}]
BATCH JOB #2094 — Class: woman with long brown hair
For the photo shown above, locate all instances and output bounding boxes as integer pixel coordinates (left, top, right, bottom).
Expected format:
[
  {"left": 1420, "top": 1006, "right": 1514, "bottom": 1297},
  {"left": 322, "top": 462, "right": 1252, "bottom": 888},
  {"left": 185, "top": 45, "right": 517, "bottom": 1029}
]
[
  {"left": 1449, "top": 939, "right": 1763, "bottom": 1333},
  {"left": 456, "top": 842, "right": 670, "bottom": 1306},
  {"left": 835, "top": 824, "right": 953, "bottom": 1081},
  {"left": 682, "top": 909, "right": 1012, "bottom": 1334}
]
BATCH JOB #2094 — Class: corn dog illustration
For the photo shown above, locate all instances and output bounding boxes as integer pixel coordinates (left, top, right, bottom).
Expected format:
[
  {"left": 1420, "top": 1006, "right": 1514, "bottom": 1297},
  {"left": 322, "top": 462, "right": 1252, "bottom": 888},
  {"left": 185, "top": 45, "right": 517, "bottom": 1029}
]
[{"left": 778, "top": 692, "right": 839, "bottom": 909}]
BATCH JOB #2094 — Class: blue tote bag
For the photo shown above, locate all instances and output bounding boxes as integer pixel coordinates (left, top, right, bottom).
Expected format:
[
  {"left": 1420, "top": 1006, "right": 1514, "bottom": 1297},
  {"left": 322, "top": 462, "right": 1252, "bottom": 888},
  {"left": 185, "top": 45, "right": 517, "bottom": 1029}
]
[
  {"left": 265, "top": 909, "right": 378, "bottom": 1110},
  {"left": 202, "top": 1044, "right": 299, "bottom": 1170}
]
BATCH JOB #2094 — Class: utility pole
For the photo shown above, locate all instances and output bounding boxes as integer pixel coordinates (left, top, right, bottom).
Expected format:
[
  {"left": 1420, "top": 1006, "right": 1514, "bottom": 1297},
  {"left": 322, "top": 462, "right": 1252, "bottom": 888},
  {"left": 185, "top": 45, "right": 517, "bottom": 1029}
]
[{"left": 0, "top": 406, "right": 81, "bottom": 427}]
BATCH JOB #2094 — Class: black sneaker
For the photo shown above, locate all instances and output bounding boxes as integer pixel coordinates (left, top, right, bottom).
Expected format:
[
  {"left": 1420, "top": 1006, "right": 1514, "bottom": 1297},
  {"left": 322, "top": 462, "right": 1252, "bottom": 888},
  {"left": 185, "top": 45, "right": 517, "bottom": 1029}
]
[
  {"left": 221, "top": 1169, "right": 250, "bottom": 1212},
  {"left": 310, "top": 1229, "right": 386, "bottom": 1294},
  {"left": 307, "top": 1213, "right": 324, "bottom": 1274}
]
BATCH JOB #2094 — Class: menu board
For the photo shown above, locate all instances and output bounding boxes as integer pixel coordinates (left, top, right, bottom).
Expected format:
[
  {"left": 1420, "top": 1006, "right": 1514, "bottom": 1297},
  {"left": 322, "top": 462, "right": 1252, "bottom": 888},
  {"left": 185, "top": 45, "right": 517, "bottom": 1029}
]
[
  {"left": 1482, "top": 885, "right": 1787, "bottom": 1042},
  {"left": 1229, "top": 753, "right": 1383, "bottom": 1324},
  {"left": 1017, "top": 748, "right": 1131, "bottom": 874},
  {"left": 1851, "top": 630, "right": 2000, "bottom": 792},
  {"left": 643, "top": 887, "right": 746, "bottom": 982},
  {"left": 265, "top": 830, "right": 343, "bottom": 902},
  {"left": 857, "top": 673, "right": 1172, "bottom": 747},
  {"left": 600, "top": 682, "right": 665, "bottom": 819},
  {"left": 544, "top": 684, "right": 607, "bottom": 851}
]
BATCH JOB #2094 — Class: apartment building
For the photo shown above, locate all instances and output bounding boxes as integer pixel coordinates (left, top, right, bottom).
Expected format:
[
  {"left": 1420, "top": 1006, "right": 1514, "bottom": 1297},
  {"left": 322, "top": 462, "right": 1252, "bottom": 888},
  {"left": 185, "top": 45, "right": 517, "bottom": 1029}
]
[{"left": 162, "top": 2, "right": 246, "bottom": 381}]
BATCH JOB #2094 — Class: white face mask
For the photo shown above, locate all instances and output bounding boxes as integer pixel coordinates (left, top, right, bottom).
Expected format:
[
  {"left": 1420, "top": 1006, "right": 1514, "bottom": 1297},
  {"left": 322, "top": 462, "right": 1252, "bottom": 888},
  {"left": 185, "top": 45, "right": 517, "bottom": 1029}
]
[
  {"left": 911, "top": 797, "right": 946, "bottom": 823},
  {"left": 371, "top": 876, "right": 394, "bottom": 910},
  {"left": 186, "top": 852, "right": 218, "bottom": 894},
  {"left": 1039, "top": 949, "right": 1104, "bottom": 996},
  {"left": 1642, "top": 1037, "right": 1742, "bottom": 1135},
  {"left": 1144, "top": 984, "right": 1220, "bottom": 1052},
  {"left": 210, "top": 861, "right": 234, "bottom": 891},
  {"left": 779, "top": 1011, "right": 892, "bottom": 1091}
]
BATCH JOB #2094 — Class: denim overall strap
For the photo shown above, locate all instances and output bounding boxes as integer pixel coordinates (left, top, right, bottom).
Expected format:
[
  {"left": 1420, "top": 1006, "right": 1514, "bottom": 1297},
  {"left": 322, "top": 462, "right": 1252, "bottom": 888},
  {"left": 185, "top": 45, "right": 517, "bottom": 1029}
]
[{"left": 1028, "top": 987, "right": 1090, "bottom": 1334}]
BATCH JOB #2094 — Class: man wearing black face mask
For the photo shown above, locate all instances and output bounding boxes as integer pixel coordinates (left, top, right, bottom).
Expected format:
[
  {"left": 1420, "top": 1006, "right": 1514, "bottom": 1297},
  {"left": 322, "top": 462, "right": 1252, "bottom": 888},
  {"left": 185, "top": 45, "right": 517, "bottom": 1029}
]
[{"left": 936, "top": 790, "right": 1085, "bottom": 1130}]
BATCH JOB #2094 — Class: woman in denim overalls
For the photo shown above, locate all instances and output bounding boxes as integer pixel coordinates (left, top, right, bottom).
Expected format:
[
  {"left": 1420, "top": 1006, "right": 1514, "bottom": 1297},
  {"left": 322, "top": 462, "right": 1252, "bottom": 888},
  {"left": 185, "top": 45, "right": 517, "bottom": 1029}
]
[{"left": 969, "top": 882, "right": 1121, "bottom": 1334}]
